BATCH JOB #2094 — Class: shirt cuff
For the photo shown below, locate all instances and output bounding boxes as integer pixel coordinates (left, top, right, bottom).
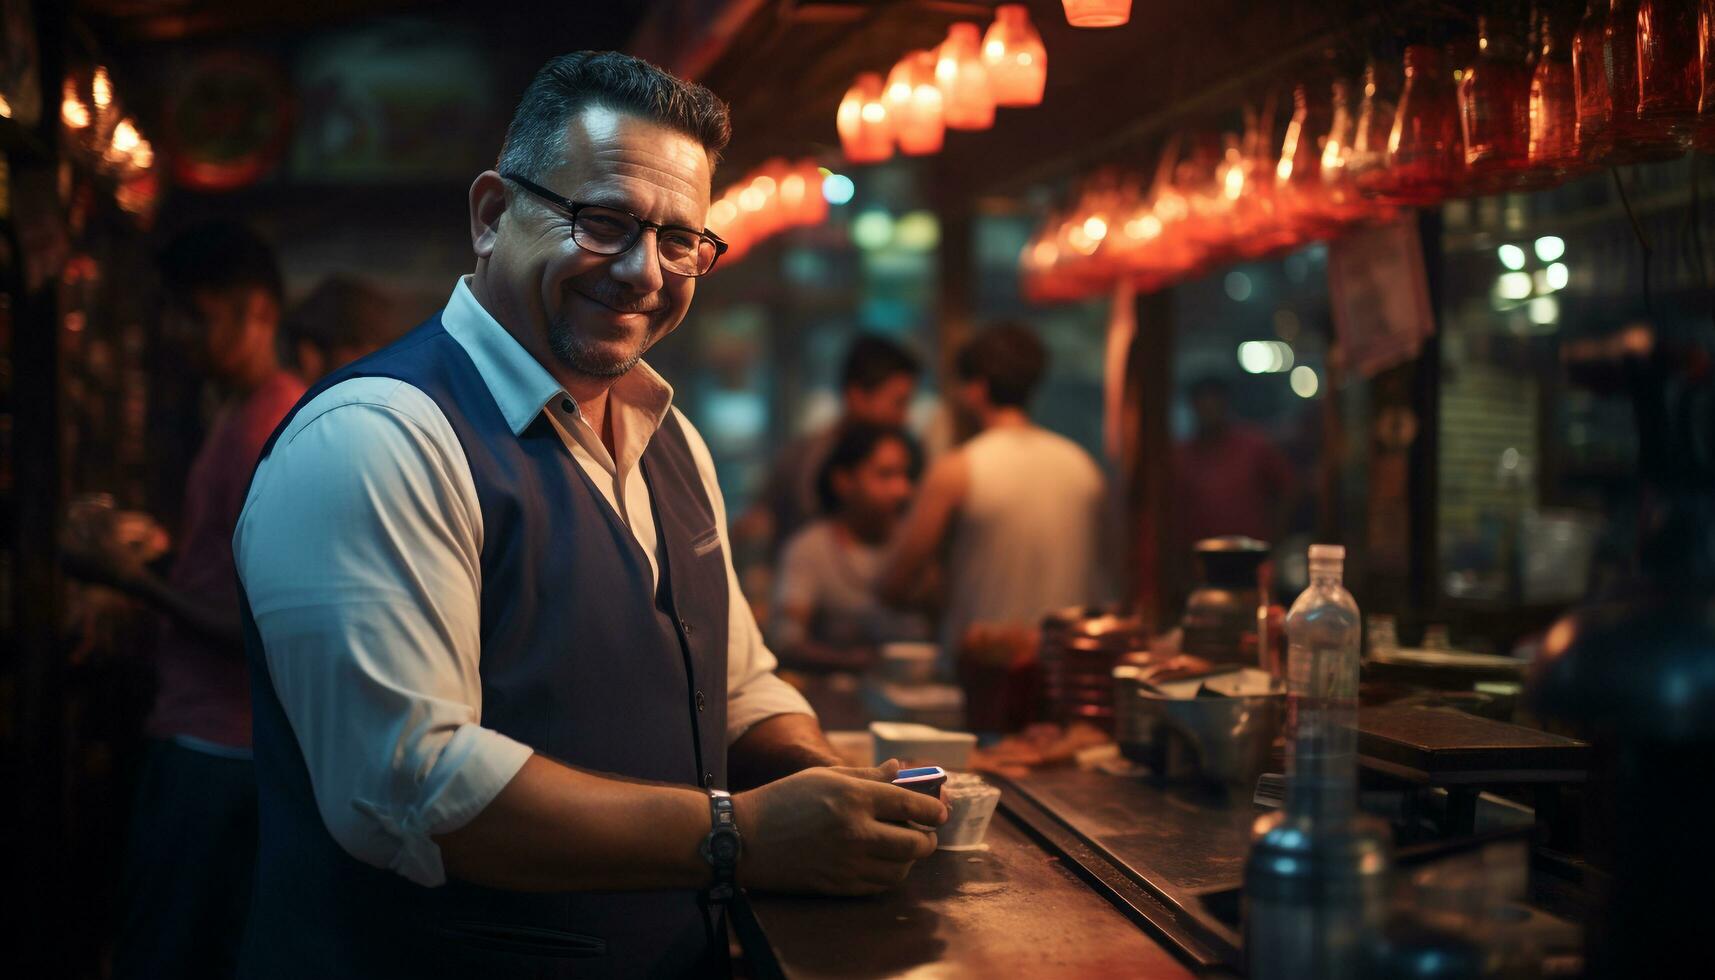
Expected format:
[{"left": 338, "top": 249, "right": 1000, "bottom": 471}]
[
  {"left": 353, "top": 723, "right": 533, "bottom": 887},
  {"left": 725, "top": 672, "right": 816, "bottom": 745}
]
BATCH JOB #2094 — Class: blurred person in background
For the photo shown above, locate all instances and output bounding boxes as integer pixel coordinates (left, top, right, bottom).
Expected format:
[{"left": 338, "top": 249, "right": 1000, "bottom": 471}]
[
  {"left": 283, "top": 273, "right": 404, "bottom": 381},
  {"left": 62, "top": 220, "right": 306, "bottom": 980},
  {"left": 1173, "top": 375, "right": 1296, "bottom": 549},
  {"left": 880, "top": 322, "right": 1108, "bottom": 667},
  {"left": 771, "top": 423, "right": 931, "bottom": 672},
  {"left": 744, "top": 334, "right": 920, "bottom": 556}
]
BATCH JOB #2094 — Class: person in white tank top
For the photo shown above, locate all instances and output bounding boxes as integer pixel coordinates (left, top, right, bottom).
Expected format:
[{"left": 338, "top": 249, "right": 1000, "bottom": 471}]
[{"left": 879, "top": 323, "right": 1110, "bottom": 665}]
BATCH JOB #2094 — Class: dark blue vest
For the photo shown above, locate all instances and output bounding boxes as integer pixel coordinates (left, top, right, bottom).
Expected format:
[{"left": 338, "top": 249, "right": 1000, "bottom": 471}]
[{"left": 238, "top": 314, "right": 730, "bottom": 978}]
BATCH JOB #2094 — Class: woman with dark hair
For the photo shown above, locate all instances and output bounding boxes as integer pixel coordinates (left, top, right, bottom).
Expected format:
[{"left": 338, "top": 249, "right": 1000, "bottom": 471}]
[{"left": 770, "top": 423, "right": 931, "bottom": 671}]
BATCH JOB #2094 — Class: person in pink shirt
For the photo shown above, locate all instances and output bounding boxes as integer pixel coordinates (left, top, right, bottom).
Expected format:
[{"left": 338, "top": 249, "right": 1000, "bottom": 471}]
[
  {"left": 64, "top": 220, "right": 305, "bottom": 979},
  {"left": 1174, "top": 375, "right": 1298, "bottom": 549}
]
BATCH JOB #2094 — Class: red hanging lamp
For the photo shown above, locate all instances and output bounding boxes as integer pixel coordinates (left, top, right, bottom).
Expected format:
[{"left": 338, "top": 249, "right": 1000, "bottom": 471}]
[
  {"left": 1061, "top": 0, "right": 1132, "bottom": 29},
  {"left": 937, "top": 23, "right": 996, "bottom": 131},
  {"left": 984, "top": 4, "right": 1048, "bottom": 107},
  {"left": 837, "top": 72, "right": 893, "bottom": 164},
  {"left": 886, "top": 50, "right": 946, "bottom": 155}
]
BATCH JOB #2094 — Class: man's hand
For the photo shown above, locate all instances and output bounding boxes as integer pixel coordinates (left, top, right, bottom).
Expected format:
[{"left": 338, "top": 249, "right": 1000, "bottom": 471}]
[{"left": 732, "top": 759, "right": 948, "bottom": 896}]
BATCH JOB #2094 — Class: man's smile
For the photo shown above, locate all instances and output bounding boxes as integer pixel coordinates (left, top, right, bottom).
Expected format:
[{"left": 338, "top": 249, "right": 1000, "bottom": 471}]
[{"left": 567, "top": 284, "right": 663, "bottom": 316}]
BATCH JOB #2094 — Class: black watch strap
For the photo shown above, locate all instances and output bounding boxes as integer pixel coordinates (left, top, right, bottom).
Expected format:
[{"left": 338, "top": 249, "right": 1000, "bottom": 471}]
[{"left": 700, "top": 788, "right": 742, "bottom": 902}]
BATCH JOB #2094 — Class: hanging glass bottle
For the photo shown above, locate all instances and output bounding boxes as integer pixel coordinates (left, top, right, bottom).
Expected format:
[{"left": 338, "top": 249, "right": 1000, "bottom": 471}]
[
  {"left": 1235, "top": 95, "right": 1299, "bottom": 259},
  {"left": 1696, "top": 0, "right": 1715, "bottom": 150},
  {"left": 1277, "top": 74, "right": 1341, "bottom": 238},
  {"left": 1351, "top": 56, "right": 1403, "bottom": 199},
  {"left": 1460, "top": 13, "right": 1536, "bottom": 192},
  {"left": 983, "top": 4, "right": 1048, "bottom": 107},
  {"left": 1574, "top": 0, "right": 1615, "bottom": 161},
  {"left": 1377, "top": 44, "right": 1465, "bottom": 206},
  {"left": 837, "top": 73, "right": 893, "bottom": 164},
  {"left": 1635, "top": 0, "right": 1700, "bottom": 146},
  {"left": 1181, "top": 130, "right": 1235, "bottom": 268},
  {"left": 1531, "top": 6, "right": 1586, "bottom": 173},
  {"left": 1603, "top": 0, "right": 1688, "bottom": 161},
  {"left": 1061, "top": 0, "right": 1132, "bottom": 28},
  {"left": 936, "top": 23, "right": 996, "bottom": 131},
  {"left": 886, "top": 50, "right": 946, "bottom": 155}
]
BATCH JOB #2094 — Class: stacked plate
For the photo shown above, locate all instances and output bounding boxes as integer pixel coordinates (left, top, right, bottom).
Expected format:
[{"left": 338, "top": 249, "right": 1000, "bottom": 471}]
[{"left": 1038, "top": 605, "right": 1147, "bottom": 731}]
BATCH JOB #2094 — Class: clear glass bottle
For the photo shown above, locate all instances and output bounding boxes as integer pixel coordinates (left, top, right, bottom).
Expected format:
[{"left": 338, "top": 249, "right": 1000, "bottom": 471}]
[
  {"left": 1604, "top": 0, "right": 1691, "bottom": 161},
  {"left": 1460, "top": 14, "right": 1535, "bottom": 190},
  {"left": 935, "top": 22, "right": 996, "bottom": 131},
  {"left": 1381, "top": 44, "right": 1464, "bottom": 205},
  {"left": 1282, "top": 543, "right": 1362, "bottom": 824},
  {"left": 1635, "top": 0, "right": 1700, "bottom": 142},
  {"left": 1350, "top": 56, "right": 1402, "bottom": 196},
  {"left": 1697, "top": 0, "right": 1715, "bottom": 151},
  {"left": 1245, "top": 544, "right": 1387, "bottom": 980},
  {"left": 1573, "top": 0, "right": 1615, "bottom": 161},
  {"left": 982, "top": 4, "right": 1047, "bottom": 107},
  {"left": 1530, "top": 6, "right": 1585, "bottom": 172}
]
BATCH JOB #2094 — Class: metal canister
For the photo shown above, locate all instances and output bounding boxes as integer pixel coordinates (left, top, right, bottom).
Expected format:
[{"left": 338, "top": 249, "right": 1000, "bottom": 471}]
[
  {"left": 1181, "top": 536, "right": 1270, "bottom": 666},
  {"left": 1038, "top": 605, "right": 1144, "bottom": 731}
]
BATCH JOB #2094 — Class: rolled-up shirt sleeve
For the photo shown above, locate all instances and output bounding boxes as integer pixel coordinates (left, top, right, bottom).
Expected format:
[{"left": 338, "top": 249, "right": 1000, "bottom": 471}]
[
  {"left": 673, "top": 408, "right": 816, "bottom": 742},
  {"left": 235, "top": 378, "right": 532, "bottom": 887}
]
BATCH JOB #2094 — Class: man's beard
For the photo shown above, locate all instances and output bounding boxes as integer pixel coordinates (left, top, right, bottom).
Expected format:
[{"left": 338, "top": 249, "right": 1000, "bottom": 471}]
[{"left": 547, "top": 315, "right": 649, "bottom": 379}]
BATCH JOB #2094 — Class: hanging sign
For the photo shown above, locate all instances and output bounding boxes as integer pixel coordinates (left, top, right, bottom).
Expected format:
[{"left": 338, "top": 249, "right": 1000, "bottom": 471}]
[{"left": 1327, "top": 218, "right": 1436, "bottom": 380}]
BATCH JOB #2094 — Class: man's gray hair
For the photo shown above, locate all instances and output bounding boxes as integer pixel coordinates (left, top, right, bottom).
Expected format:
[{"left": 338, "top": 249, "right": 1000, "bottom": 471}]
[{"left": 497, "top": 51, "right": 732, "bottom": 181}]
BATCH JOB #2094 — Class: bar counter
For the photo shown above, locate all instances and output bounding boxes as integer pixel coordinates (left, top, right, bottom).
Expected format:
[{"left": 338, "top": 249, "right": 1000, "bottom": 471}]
[
  {"left": 745, "top": 798, "right": 1199, "bottom": 979},
  {"left": 747, "top": 761, "right": 1582, "bottom": 977}
]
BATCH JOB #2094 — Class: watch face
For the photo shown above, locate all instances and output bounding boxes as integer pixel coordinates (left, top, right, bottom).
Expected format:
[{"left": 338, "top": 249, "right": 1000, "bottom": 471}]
[{"left": 712, "top": 835, "right": 739, "bottom": 861}]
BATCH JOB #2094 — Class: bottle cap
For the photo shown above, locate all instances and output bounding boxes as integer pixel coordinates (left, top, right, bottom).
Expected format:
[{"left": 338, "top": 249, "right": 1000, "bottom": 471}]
[{"left": 1308, "top": 543, "right": 1346, "bottom": 562}]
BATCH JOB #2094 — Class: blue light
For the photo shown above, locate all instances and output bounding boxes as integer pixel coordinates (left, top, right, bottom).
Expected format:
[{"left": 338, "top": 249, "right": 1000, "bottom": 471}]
[{"left": 822, "top": 173, "right": 855, "bottom": 205}]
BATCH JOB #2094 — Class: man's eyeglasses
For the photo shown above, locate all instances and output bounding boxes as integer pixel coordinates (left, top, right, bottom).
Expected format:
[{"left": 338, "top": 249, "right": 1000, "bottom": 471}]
[{"left": 500, "top": 173, "right": 729, "bottom": 278}]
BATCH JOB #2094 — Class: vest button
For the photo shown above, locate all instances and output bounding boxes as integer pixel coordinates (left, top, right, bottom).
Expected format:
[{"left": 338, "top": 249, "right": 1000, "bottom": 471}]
[
  {"left": 680, "top": 618, "right": 694, "bottom": 635},
  {"left": 696, "top": 690, "right": 706, "bottom": 711},
  {"left": 705, "top": 772, "right": 715, "bottom": 787},
  {"left": 560, "top": 398, "right": 574, "bottom": 413}
]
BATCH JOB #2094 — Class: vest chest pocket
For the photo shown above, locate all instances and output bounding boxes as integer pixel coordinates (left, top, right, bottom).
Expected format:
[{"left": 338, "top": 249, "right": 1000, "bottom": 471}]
[
  {"left": 690, "top": 526, "right": 722, "bottom": 558},
  {"left": 438, "top": 920, "right": 607, "bottom": 958}
]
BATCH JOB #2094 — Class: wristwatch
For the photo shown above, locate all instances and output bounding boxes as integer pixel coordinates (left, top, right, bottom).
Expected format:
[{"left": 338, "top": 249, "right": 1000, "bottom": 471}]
[{"left": 699, "top": 788, "right": 742, "bottom": 902}]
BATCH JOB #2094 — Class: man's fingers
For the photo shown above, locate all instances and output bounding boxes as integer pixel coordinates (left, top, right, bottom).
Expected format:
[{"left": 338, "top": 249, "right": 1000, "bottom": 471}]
[
  {"left": 866, "top": 821, "right": 938, "bottom": 861},
  {"left": 826, "top": 758, "right": 901, "bottom": 784},
  {"left": 868, "top": 782, "right": 949, "bottom": 826}
]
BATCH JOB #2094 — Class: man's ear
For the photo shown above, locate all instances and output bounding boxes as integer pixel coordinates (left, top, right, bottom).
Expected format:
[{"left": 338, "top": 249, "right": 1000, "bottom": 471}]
[{"left": 469, "top": 170, "right": 508, "bottom": 259}]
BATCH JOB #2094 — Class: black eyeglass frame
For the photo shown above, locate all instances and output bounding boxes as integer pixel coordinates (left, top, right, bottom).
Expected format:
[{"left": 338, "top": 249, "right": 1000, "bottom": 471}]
[{"left": 500, "top": 172, "right": 729, "bottom": 277}]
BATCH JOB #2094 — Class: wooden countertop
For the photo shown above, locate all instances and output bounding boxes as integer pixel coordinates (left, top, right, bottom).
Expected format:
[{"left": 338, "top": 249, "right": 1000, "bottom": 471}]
[{"left": 745, "top": 807, "right": 1196, "bottom": 979}]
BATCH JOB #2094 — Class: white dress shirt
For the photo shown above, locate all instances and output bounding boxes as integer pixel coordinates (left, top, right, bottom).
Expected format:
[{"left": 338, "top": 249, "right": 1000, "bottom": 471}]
[{"left": 234, "top": 277, "right": 813, "bottom": 888}]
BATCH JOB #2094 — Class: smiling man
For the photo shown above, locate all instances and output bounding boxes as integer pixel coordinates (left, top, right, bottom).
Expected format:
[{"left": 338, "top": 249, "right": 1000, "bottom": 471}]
[{"left": 234, "top": 52, "right": 944, "bottom": 979}]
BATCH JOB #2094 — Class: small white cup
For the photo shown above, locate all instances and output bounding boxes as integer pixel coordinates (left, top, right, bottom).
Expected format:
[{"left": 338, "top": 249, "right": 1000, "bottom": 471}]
[{"left": 937, "top": 772, "right": 1001, "bottom": 851}]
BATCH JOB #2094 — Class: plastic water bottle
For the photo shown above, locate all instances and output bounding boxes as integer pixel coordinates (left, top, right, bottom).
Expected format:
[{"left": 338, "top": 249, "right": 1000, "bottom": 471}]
[
  {"left": 1283, "top": 543, "right": 1362, "bottom": 824},
  {"left": 1245, "top": 544, "right": 1388, "bottom": 980}
]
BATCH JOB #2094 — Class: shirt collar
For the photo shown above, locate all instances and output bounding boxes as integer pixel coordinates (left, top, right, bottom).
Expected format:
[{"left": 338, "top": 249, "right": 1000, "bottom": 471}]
[{"left": 441, "top": 276, "right": 674, "bottom": 438}]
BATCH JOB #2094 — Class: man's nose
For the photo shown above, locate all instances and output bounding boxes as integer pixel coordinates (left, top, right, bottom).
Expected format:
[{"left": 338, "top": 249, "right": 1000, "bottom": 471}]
[{"left": 608, "top": 230, "right": 666, "bottom": 293}]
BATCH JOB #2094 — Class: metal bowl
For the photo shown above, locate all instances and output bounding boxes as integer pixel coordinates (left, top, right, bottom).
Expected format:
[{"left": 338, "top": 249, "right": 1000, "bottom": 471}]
[{"left": 1114, "top": 666, "right": 1285, "bottom": 786}]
